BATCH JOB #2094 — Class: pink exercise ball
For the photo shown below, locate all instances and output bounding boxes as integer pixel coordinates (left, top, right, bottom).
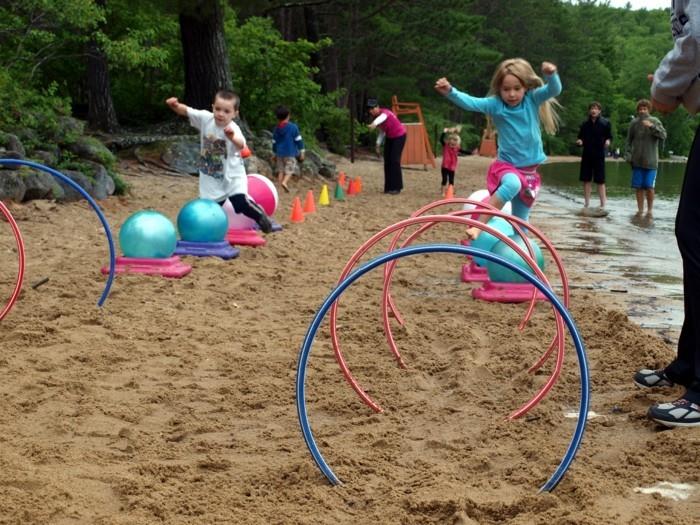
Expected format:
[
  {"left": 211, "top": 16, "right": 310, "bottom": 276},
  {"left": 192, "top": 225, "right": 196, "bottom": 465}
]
[
  {"left": 248, "top": 174, "right": 278, "bottom": 216},
  {"left": 223, "top": 174, "right": 278, "bottom": 230}
]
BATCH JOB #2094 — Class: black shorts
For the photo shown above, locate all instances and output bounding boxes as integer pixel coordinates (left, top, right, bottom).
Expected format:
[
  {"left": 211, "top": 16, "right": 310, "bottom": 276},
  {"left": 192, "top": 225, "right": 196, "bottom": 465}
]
[{"left": 579, "top": 156, "right": 605, "bottom": 184}]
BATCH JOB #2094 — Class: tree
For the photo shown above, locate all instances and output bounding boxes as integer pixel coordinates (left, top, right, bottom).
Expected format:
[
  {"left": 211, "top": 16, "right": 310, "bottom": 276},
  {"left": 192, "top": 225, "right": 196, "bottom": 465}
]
[
  {"left": 178, "top": 0, "right": 232, "bottom": 109},
  {"left": 86, "top": 0, "right": 119, "bottom": 132}
]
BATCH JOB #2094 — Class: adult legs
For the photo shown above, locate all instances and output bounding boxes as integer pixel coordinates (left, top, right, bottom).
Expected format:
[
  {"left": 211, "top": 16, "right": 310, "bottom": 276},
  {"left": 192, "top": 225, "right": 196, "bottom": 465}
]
[
  {"left": 384, "top": 134, "right": 406, "bottom": 193},
  {"left": 667, "top": 126, "right": 700, "bottom": 403}
]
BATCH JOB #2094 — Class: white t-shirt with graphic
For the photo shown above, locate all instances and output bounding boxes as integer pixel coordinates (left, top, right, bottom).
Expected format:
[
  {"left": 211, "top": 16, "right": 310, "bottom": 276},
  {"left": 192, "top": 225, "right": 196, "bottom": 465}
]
[{"left": 187, "top": 108, "right": 248, "bottom": 201}]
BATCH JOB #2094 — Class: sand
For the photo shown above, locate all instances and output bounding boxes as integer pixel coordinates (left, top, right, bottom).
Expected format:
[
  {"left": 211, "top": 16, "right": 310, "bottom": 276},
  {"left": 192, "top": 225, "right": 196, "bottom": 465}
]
[{"left": 0, "top": 154, "right": 698, "bottom": 524}]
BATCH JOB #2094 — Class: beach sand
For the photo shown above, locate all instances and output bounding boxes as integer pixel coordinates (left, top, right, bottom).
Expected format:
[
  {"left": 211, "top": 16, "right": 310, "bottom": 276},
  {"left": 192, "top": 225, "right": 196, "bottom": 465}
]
[{"left": 0, "top": 155, "right": 698, "bottom": 524}]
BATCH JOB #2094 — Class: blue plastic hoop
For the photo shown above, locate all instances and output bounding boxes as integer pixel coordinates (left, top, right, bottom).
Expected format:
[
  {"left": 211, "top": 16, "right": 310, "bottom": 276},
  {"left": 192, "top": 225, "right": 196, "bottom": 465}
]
[
  {"left": 295, "top": 243, "right": 589, "bottom": 493},
  {"left": 0, "top": 158, "right": 116, "bottom": 307}
]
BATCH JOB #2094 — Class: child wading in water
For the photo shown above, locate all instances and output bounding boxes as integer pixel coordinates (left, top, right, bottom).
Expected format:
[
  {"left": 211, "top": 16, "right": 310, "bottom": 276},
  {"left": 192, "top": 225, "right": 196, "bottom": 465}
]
[
  {"left": 435, "top": 58, "right": 561, "bottom": 239},
  {"left": 166, "top": 90, "right": 273, "bottom": 233},
  {"left": 439, "top": 126, "right": 462, "bottom": 195}
]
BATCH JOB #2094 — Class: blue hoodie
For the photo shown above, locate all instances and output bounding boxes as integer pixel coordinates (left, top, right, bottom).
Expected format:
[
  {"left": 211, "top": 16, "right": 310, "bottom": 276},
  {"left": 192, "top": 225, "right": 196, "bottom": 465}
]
[{"left": 272, "top": 121, "right": 305, "bottom": 157}]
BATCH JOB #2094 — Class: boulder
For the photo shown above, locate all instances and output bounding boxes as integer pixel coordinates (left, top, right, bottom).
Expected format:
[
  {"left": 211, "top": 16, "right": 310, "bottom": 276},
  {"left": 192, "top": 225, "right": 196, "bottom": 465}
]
[
  {"left": 55, "top": 170, "right": 94, "bottom": 202},
  {"left": 244, "top": 155, "right": 273, "bottom": 179},
  {"left": 23, "top": 170, "right": 64, "bottom": 201},
  {"left": 67, "top": 136, "right": 116, "bottom": 167},
  {"left": 0, "top": 133, "right": 26, "bottom": 157},
  {"left": 0, "top": 172, "right": 26, "bottom": 201},
  {"left": 0, "top": 150, "right": 24, "bottom": 170},
  {"left": 160, "top": 139, "right": 200, "bottom": 175}
]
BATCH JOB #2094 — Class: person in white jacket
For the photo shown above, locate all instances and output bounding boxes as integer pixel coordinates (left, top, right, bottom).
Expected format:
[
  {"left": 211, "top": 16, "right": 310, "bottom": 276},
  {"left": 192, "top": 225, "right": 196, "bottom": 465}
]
[{"left": 634, "top": 0, "right": 700, "bottom": 427}]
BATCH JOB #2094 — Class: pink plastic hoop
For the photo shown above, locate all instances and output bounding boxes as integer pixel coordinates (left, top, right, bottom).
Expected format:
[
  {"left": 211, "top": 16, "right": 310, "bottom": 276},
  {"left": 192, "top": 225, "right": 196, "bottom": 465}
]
[
  {"left": 0, "top": 201, "right": 25, "bottom": 321},
  {"left": 330, "top": 214, "right": 566, "bottom": 418}
]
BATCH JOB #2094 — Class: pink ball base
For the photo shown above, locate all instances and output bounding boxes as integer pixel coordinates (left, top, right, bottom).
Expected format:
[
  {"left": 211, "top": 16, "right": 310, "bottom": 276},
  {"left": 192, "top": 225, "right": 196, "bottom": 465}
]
[
  {"left": 226, "top": 228, "right": 266, "bottom": 247},
  {"left": 100, "top": 256, "right": 192, "bottom": 278},
  {"left": 471, "top": 280, "right": 547, "bottom": 303},
  {"left": 460, "top": 261, "right": 489, "bottom": 283}
]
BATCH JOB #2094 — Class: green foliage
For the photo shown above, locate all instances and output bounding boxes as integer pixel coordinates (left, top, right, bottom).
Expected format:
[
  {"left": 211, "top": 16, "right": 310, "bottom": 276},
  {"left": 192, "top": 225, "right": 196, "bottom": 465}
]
[
  {"left": 1, "top": 0, "right": 698, "bottom": 167},
  {"left": 0, "top": 70, "right": 72, "bottom": 150},
  {"left": 98, "top": 0, "right": 183, "bottom": 124},
  {"left": 318, "top": 106, "right": 356, "bottom": 155},
  {"left": 226, "top": 16, "right": 346, "bottom": 145}
]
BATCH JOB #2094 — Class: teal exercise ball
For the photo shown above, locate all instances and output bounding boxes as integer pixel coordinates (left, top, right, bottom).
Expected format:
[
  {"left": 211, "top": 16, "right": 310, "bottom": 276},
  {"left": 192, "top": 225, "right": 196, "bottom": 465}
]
[
  {"left": 119, "top": 210, "right": 177, "bottom": 259},
  {"left": 485, "top": 235, "right": 545, "bottom": 283},
  {"left": 177, "top": 198, "right": 228, "bottom": 242},
  {"left": 471, "top": 216, "right": 514, "bottom": 267}
]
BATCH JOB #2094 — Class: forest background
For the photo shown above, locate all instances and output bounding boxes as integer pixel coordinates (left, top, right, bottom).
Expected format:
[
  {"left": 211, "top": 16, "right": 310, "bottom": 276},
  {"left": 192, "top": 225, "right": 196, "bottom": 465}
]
[{"left": 1, "top": 0, "right": 697, "bottom": 169}]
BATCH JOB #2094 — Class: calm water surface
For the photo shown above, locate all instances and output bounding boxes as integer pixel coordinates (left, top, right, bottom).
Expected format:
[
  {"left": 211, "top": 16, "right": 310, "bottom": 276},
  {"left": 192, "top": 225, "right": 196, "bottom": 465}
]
[{"left": 537, "top": 160, "right": 685, "bottom": 341}]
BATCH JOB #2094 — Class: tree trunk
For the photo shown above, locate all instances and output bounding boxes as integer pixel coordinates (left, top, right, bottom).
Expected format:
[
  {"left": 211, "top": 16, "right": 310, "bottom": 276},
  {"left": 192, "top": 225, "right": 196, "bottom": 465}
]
[
  {"left": 303, "top": 5, "right": 324, "bottom": 89},
  {"left": 178, "top": 0, "right": 232, "bottom": 110},
  {"left": 86, "top": 0, "right": 118, "bottom": 132}
]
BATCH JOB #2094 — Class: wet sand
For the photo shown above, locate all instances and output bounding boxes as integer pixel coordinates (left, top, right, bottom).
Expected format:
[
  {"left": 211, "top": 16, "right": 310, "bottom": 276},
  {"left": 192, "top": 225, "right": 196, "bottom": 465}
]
[{"left": 0, "top": 155, "right": 698, "bottom": 524}]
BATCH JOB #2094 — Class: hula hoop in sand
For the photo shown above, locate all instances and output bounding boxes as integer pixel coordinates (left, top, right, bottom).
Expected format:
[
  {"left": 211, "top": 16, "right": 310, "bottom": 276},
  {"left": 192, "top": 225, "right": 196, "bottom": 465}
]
[
  {"left": 0, "top": 200, "right": 25, "bottom": 321},
  {"left": 0, "top": 159, "right": 116, "bottom": 307},
  {"left": 381, "top": 201, "right": 571, "bottom": 419},
  {"left": 296, "top": 243, "right": 589, "bottom": 492},
  {"left": 330, "top": 211, "right": 568, "bottom": 418}
]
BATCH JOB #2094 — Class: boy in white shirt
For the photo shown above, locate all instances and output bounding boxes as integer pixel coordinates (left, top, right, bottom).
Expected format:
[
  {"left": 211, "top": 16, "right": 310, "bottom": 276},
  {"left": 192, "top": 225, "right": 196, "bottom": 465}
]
[{"left": 166, "top": 90, "right": 272, "bottom": 233}]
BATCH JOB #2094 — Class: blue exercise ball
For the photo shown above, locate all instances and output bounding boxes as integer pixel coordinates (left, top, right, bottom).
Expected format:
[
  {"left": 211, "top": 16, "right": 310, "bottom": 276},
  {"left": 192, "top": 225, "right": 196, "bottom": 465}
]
[
  {"left": 485, "top": 235, "right": 545, "bottom": 283},
  {"left": 119, "top": 210, "right": 177, "bottom": 259},
  {"left": 177, "top": 198, "right": 228, "bottom": 243},
  {"left": 471, "top": 216, "right": 514, "bottom": 267}
]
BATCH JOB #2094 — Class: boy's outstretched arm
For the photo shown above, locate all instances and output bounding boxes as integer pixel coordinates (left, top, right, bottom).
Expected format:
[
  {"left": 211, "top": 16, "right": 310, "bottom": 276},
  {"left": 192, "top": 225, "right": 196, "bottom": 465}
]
[{"left": 166, "top": 97, "right": 189, "bottom": 117}]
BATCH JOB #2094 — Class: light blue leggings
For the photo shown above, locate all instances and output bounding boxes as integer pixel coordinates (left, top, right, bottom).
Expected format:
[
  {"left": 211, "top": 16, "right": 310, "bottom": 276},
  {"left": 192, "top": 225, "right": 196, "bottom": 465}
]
[{"left": 494, "top": 172, "right": 531, "bottom": 221}]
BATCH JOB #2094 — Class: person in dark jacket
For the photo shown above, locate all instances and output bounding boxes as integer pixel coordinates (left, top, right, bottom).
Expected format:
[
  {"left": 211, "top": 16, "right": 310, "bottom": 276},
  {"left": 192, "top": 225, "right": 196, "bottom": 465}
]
[{"left": 576, "top": 101, "right": 612, "bottom": 209}]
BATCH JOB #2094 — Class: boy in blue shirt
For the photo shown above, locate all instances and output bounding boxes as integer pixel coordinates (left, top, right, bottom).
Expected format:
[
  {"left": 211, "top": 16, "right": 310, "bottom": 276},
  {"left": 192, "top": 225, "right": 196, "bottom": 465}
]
[{"left": 272, "top": 105, "right": 305, "bottom": 192}]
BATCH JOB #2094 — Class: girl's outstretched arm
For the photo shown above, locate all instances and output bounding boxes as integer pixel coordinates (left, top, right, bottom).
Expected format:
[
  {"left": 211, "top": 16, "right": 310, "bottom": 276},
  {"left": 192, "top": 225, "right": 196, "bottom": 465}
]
[
  {"left": 531, "top": 64, "right": 562, "bottom": 105},
  {"left": 435, "top": 77, "right": 498, "bottom": 114}
]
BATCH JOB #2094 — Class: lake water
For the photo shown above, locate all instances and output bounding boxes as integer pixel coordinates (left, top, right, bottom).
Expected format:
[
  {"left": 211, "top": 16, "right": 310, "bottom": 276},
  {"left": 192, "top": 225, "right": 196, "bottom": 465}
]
[{"left": 537, "top": 160, "right": 685, "bottom": 342}]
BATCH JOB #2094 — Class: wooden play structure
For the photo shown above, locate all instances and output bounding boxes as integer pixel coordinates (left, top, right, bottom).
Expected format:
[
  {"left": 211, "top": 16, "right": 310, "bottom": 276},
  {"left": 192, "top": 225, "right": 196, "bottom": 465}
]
[
  {"left": 391, "top": 96, "right": 436, "bottom": 169},
  {"left": 479, "top": 128, "right": 497, "bottom": 157}
]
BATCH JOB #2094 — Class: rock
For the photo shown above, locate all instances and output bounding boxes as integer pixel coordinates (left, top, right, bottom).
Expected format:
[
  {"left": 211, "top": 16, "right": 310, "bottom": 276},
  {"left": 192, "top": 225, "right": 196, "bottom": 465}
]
[
  {"left": 159, "top": 139, "right": 200, "bottom": 175},
  {"left": 0, "top": 150, "right": 24, "bottom": 170},
  {"left": 53, "top": 116, "right": 85, "bottom": 145},
  {"left": 0, "top": 172, "right": 26, "bottom": 201},
  {"left": 80, "top": 160, "right": 115, "bottom": 200},
  {"left": 22, "top": 170, "right": 64, "bottom": 201},
  {"left": 31, "top": 149, "right": 60, "bottom": 166},
  {"left": 67, "top": 136, "right": 116, "bottom": 167},
  {"left": 55, "top": 169, "right": 93, "bottom": 202},
  {"left": 0, "top": 133, "right": 26, "bottom": 157},
  {"left": 244, "top": 155, "right": 273, "bottom": 179}
]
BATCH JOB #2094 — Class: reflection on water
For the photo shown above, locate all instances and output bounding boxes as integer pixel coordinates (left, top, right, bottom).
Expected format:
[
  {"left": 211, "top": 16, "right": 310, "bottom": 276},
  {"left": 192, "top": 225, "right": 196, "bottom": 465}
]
[
  {"left": 537, "top": 160, "right": 684, "bottom": 342},
  {"left": 630, "top": 212, "right": 655, "bottom": 229}
]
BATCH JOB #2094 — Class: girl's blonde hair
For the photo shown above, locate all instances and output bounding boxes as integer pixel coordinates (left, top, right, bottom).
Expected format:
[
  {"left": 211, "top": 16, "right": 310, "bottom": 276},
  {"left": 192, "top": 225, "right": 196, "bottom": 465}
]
[
  {"left": 487, "top": 57, "right": 561, "bottom": 135},
  {"left": 447, "top": 133, "right": 461, "bottom": 146}
]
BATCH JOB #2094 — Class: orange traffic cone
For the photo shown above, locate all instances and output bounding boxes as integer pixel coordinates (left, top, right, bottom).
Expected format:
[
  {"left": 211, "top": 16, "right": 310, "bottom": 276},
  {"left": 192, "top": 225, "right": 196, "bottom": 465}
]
[
  {"left": 303, "top": 190, "right": 316, "bottom": 213},
  {"left": 338, "top": 172, "right": 346, "bottom": 187},
  {"left": 347, "top": 177, "right": 359, "bottom": 196},
  {"left": 355, "top": 176, "right": 363, "bottom": 193},
  {"left": 445, "top": 184, "right": 455, "bottom": 199},
  {"left": 290, "top": 196, "right": 304, "bottom": 223}
]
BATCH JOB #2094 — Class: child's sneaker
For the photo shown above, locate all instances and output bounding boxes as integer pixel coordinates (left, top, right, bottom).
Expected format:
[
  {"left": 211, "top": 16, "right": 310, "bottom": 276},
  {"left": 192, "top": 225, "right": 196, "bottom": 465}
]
[
  {"left": 633, "top": 368, "right": 674, "bottom": 389},
  {"left": 648, "top": 397, "right": 700, "bottom": 427},
  {"left": 257, "top": 213, "right": 273, "bottom": 234}
]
